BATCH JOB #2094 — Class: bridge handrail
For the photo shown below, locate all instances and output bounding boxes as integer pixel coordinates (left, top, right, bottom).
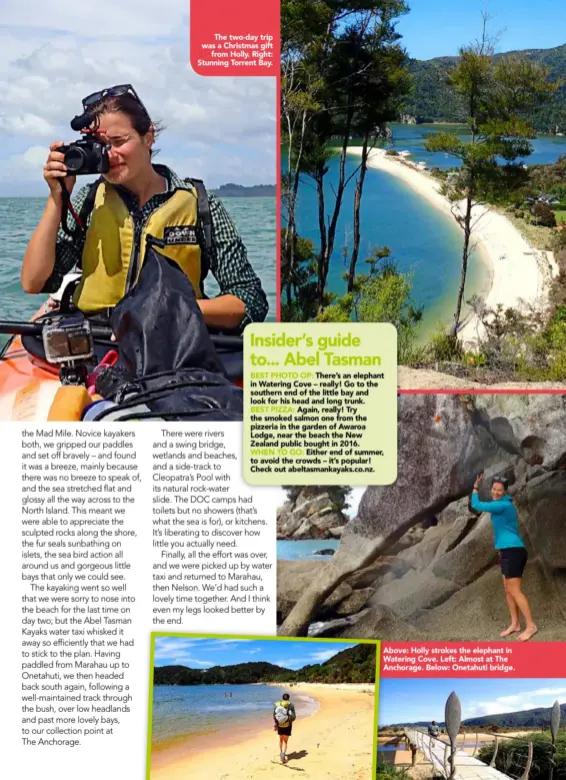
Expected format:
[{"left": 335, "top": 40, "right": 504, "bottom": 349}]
[
  {"left": 411, "top": 728, "right": 547, "bottom": 759},
  {"left": 395, "top": 694, "right": 560, "bottom": 780},
  {"left": 401, "top": 726, "right": 536, "bottom": 780}
]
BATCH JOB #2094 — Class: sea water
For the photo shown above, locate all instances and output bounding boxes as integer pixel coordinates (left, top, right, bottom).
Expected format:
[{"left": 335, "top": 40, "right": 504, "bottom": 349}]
[
  {"left": 293, "top": 129, "right": 566, "bottom": 337},
  {"left": 151, "top": 684, "right": 317, "bottom": 747},
  {"left": 294, "top": 154, "right": 490, "bottom": 338},
  {"left": 0, "top": 196, "right": 276, "bottom": 340},
  {"left": 277, "top": 539, "right": 340, "bottom": 561}
]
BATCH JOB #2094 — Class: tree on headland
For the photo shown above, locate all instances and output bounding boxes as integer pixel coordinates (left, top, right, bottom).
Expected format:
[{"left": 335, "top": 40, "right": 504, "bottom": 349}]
[
  {"left": 425, "top": 15, "right": 558, "bottom": 338},
  {"left": 281, "top": 0, "right": 412, "bottom": 310}
]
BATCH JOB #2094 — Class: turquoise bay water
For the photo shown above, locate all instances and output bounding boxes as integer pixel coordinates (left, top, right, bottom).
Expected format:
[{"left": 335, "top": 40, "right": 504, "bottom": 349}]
[
  {"left": 0, "top": 196, "right": 276, "bottom": 327},
  {"left": 295, "top": 127, "right": 566, "bottom": 335},
  {"left": 152, "top": 684, "right": 316, "bottom": 747},
  {"left": 277, "top": 539, "right": 340, "bottom": 561},
  {"left": 295, "top": 154, "right": 489, "bottom": 337}
]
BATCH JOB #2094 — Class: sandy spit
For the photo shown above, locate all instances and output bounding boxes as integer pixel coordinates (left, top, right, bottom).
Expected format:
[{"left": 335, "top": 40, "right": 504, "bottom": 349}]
[{"left": 348, "top": 147, "right": 553, "bottom": 347}]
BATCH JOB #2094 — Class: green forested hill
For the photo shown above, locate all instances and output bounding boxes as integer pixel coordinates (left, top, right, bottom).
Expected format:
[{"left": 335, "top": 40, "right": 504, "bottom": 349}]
[
  {"left": 154, "top": 661, "right": 293, "bottom": 686},
  {"left": 384, "top": 702, "right": 566, "bottom": 729},
  {"left": 403, "top": 43, "right": 566, "bottom": 132},
  {"left": 297, "top": 643, "right": 377, "bottom": 684},
  {"left": 463, "top": 702, "right": 566, "bottom": 728},
  {"left": 154, "top": 644, "right": 376, "bottom": 685}
]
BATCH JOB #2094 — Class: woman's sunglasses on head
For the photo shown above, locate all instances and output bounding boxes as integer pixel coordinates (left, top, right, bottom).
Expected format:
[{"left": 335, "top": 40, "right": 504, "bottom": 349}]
[{"left": 82, "top": 84, "right": 149, "bottom": 117}]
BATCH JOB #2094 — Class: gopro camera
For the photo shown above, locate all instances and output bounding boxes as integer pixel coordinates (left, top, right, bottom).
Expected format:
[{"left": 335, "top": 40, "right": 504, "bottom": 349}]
[{"left": 42, "top": 313, "right": 94, "bottom": 365}]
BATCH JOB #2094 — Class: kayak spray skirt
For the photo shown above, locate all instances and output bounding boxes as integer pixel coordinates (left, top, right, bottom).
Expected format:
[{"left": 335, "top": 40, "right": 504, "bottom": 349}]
[{"left": 94, "top": 241, "right": 243, "bottom": 421}]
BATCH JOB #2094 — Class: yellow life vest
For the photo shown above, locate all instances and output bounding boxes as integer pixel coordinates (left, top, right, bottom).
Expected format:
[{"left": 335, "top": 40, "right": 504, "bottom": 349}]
[{"left": 74, "top": 181, "right": 203, "bottom": 312}]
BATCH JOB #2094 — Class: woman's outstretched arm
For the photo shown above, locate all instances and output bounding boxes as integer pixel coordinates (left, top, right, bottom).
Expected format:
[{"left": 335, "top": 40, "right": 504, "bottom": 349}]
[
  {"left": 470, "top": 472, "right": 507, "bottom": 514},
  {"left": 470, "top": 492, "right": 507, "bottom": 514}
]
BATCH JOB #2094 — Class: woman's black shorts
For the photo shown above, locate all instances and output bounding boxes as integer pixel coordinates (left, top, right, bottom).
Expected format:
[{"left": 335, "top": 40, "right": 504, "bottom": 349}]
[
  {"left": 277, "top": 724, "right": 292, "bottom": 736},
  {"left": 499, "top": 547, "right": 528, "bottom": 579}
]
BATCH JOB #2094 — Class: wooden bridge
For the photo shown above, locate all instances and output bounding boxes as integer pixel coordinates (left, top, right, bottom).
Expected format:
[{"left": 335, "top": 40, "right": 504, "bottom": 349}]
[
  {"left": 398, "top": 694, "right": 562, "bottom": 780},
  {"left": 404, "top": 729, "right": 515, "bottom": 780}
]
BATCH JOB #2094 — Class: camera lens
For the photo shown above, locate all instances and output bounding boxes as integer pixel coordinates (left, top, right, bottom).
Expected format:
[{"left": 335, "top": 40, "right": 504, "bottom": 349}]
[{"left": 64, "top": 147, "right": 87, "bottom": 173}]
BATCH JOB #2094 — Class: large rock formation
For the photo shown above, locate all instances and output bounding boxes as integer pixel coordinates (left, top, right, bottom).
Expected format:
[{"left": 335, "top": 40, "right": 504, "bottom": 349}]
[
  {"left": 278, "top": 394, "right": 566, "bottom": 640},
  {"left": 277, "top": 487, "right": 348, "bottom": 539}
]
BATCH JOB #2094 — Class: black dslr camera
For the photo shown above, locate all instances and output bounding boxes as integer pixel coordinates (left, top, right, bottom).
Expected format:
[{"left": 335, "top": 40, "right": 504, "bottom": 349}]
[
  {"left": 57, "top": 108, "right": 110, "bottom": 175},
  {"left": 58, "top": 136, "right": 110, "bottom": 176}
]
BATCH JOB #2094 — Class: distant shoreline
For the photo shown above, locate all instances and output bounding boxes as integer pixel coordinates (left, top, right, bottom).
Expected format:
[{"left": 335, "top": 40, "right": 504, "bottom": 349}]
[
  {"left": 211, "top": 184, "right": 276, "bottom": 197},
  {"left": 1, "top": 191, "right": 276, "bottom": 200},
  {"left": 214, "top": 193, "right": 275, "bottom": 198}
]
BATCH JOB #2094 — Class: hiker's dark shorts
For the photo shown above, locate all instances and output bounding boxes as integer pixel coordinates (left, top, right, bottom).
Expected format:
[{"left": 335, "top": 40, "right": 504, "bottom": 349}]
[
  {"left": 499, "top": 547, "right": 528, "bottom": 579},
  {"left": 277, "top": 725, "right": 292, "bottom": 736}
]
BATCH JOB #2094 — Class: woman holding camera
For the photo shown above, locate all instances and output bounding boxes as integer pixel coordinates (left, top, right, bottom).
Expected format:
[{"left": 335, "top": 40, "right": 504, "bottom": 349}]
[
  {"left": 471, "top": 473, "right": 537, "bottom": 642},
  {"left": 21, "top": 85, "right": 268, "bottom": 333}
]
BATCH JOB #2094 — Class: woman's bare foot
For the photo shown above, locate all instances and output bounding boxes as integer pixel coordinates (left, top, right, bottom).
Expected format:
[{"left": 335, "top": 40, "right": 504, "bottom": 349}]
[
  {"left": 518, "top": 625, "right": 538, "bottom": 642},
  {"left": 500, "top": 624, "right": 521, "bottom": 637}
]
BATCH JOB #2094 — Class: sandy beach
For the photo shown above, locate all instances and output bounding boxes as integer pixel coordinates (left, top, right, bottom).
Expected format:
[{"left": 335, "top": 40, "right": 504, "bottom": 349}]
[
  {"left": 348, "top": 147, "right": 553, "bottom": 347},
  {"left": 150, "top": 683, "right": 376, "bottom": 780}
]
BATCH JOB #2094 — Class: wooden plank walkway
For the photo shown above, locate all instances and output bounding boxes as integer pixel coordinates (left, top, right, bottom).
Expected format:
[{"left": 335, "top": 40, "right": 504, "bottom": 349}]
[{"left": 405, "top": 729, "right": 511, "bottom": 780}]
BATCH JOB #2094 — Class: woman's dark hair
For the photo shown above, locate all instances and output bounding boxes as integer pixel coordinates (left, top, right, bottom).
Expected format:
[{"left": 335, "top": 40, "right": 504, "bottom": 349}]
[
  {"left": 282, "top": 693, "right": 290, "bottom": 700},
  {"left": 492, "top": 476, "right": 508, "bottom": 490},
  {"left": 90, "top": 93, "right": 164, "bottom": 156}
]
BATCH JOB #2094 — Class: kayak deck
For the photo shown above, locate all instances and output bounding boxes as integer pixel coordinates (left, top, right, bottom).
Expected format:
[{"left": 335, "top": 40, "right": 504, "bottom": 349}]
[
  {"left": 0, "top": 334, "right": 61, "bottom": 421},
  {"left": 0, "top": 300, "right": 244, "bottom": 421}
]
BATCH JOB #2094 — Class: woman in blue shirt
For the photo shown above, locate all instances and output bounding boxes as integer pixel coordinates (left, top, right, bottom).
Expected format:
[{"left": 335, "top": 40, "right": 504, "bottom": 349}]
[{"left": 471, "top": 473, "right": 537, "bottom": 642}]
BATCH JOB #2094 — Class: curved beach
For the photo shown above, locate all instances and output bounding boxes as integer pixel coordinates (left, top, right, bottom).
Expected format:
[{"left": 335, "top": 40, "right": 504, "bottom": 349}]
[
  {"left": 348, "top": 147, "right": 552, "bottom": 346},
  {"left": 150, "top": 683, "right": 375, "bottom": 779}
]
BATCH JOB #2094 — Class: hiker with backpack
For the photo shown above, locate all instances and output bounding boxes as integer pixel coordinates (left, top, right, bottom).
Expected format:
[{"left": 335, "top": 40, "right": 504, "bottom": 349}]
[
  {"left": 273, "top": 693, "right": 296, "bottom": 764},
  {"left": 22, "top": 85, "right": 268, "bottom": 334}
]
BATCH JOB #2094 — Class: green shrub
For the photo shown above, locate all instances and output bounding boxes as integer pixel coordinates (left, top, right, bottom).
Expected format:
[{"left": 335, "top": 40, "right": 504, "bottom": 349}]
[
  {"left": 427, "top": 326, "right": 463, "bottom": 361},
  {"left": 385, "top": 149, "right": 399, "bottom": 157},
  {"left": 550, "top": 229, "right": 566, "bottom": 254},
  {"left": 316, "top": 250, "right": 424, "bottom": 364},
  {"left": 479, "top": 732, "right": 566, "bottom": 780},
  {"left": 376, "top": 762, "right": 413, "bottom": 780},
  {"left": 531, "top": 201, "right": 557, "bottom": 227}
]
